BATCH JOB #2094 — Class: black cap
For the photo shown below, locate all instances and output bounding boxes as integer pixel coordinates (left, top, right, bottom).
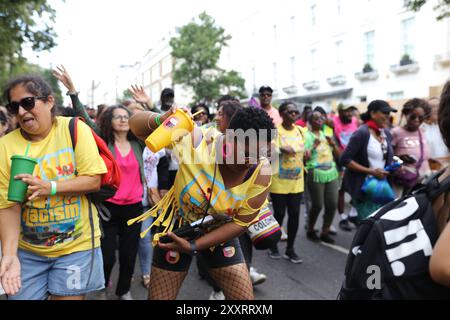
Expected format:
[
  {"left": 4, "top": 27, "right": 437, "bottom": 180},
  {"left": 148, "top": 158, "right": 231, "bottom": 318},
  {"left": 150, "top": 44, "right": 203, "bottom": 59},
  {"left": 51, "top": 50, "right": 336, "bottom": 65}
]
[
  {"left": 259, "top": 86, "right": 273, "bottom": 94},
  {"left": 367, "top": 100, "right": 397, "bottom": 114},
  {"left": 161, "top": 88, "right": 174, "bottom": 98}
]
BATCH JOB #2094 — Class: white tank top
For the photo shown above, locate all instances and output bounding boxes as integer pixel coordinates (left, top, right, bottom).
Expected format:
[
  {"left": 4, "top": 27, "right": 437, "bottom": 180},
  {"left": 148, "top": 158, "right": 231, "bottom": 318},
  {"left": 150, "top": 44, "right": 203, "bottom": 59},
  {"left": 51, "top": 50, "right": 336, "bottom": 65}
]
[{"left": 367, "top": 134, "right": 386, "bottom": 169}]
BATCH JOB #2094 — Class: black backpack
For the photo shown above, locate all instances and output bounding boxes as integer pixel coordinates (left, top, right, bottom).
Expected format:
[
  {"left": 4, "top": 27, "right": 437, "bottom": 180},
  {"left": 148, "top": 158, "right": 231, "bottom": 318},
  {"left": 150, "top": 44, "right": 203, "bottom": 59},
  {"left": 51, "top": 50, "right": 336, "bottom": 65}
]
[{"left": 338, "top": 170, "right": 450, "bottom": 300}]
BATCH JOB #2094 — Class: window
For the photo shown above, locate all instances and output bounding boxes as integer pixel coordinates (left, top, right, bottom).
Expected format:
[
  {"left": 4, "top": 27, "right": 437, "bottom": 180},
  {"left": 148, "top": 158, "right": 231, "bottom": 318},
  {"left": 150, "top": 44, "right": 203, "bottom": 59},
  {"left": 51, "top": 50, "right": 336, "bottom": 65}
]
[
  {"left": 273, "top": 62, "right": 278, "bottom": 88},
  {"left": 142, "top": 70, "right": 150, "bottom": 87},
  {"left": 151, "top": 64, "right": 160, "bottom": 82},
  {"left": 252, "top": 67, "right": 256, "bottom": 91},
  {"left": 402, "top": 17, "right": 415, "bottom": 59},
  {"left": 161, "top": 56, "right": 172, "bottom": 76},
  {"left": 290, "top": 16, "right": 296, "bottom": 35},
  {"left": 388, "top": 91, "right": 404, "bottom": 100},
  {"left": 364, "top": 31, "right": 375, "bottom": 66},
  {"left": 311, "top": 5, "right": 317, "bottom": 26},
  {"left": 335, "top": 41, "right": 344, "bottom": 73},
  {"left": 310, "top": 49, "right": 317, "bottom": 79},
  {"left": 290, "top": 57, "right": 296, "bottom": 85},
  {"left": 337, "top": 0, "right": 342, "bottom": 15}
]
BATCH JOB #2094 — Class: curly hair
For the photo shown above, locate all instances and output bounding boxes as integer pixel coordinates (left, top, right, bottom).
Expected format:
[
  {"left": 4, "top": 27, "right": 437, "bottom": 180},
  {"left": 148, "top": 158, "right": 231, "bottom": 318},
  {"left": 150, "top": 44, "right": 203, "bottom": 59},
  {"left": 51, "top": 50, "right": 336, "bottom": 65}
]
[
  {"left": 3, "top": 75, "right": 56, "bottom": 117},
  {"left": 220, "top": 100, "right": 243, "bottom": 123},
  {"left": 402, "top": 98, "right": 431, "bottom": 117},
  {"left": 278, "top": 101, "right": 297, "bottom": 114},
  {"left": 228, "top": 106, "right": 276, "bottom": 142},
  {"left": 98, "top": 105, "right": 136, "bottom": 145},
  {"left": 438, "top": 80, "right": 450, "bottom": 149}
]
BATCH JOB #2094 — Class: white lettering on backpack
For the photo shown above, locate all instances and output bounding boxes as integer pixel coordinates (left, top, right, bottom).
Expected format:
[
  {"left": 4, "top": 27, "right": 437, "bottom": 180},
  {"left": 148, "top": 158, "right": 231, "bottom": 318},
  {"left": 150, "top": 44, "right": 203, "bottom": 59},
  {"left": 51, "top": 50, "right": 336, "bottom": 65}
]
[
  {"left": 380, "top": 197, "right": 419, "bottom": 222},
  {"left": 380, "top": 197, "right": 432, "bottom": 277},
  {"left": 366, "top": 265, "right": 381, "bottom": 290}
]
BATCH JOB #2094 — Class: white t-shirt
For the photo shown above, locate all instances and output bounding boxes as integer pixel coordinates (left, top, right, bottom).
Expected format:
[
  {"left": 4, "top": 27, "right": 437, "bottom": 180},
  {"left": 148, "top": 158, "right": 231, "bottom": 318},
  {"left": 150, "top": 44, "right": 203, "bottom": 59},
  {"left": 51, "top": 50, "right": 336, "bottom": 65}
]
[
  {"left": 422, "top": 123, "right": 449, "bottom": 159},
  {"left": 367, "top": 134, "right": 386, "bottom": 169}
]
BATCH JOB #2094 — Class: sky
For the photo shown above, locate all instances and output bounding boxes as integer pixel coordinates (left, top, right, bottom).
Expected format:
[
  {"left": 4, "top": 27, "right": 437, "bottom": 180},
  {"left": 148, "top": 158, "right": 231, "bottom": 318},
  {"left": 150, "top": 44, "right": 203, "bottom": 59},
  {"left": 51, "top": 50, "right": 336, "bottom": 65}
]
[{"left": 24, "top": 0, "right": 268, "bottom": 104}]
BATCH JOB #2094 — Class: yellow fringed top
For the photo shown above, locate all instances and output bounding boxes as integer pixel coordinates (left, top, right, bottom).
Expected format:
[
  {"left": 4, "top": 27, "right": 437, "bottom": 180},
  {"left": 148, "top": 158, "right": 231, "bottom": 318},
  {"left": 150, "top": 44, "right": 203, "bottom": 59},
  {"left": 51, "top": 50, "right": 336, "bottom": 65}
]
[{"left": 128, "top": 128, "right": 271, "bottom": 246}]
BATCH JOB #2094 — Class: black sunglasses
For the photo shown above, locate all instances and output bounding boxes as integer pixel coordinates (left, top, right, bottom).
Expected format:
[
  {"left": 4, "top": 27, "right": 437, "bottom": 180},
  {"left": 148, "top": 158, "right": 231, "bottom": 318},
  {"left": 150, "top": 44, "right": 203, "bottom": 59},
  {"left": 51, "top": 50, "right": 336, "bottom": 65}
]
[
  {"left": 408, "top": 114, "right": 425, "bottom": 122},
  {"left": 260, "top": 93, "right": 272, "bottom": 97},
  {"left": 6, "top": 96, "right": 47, "bottom": 115},
  {"left": 287, "top": 110, "right": 299, "bottom": 115}
]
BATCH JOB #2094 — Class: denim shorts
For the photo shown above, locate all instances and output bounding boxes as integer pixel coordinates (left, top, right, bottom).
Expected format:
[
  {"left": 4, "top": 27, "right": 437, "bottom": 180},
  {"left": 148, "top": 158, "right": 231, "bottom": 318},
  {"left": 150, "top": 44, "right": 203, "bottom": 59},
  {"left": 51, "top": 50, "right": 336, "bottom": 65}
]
[{"left": 9, "top": 248, "right": 104, "bottom": 300}]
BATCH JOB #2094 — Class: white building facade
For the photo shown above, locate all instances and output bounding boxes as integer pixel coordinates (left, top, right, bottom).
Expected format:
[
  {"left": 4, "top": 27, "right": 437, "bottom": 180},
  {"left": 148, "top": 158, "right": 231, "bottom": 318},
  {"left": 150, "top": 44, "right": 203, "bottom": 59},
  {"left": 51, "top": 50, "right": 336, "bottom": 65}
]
[
  {"left": 224, "top": 0, "right": 450, "bottom": 111},
  {"left": 118, "top": 0, "right": 449, "bottom": 111}
]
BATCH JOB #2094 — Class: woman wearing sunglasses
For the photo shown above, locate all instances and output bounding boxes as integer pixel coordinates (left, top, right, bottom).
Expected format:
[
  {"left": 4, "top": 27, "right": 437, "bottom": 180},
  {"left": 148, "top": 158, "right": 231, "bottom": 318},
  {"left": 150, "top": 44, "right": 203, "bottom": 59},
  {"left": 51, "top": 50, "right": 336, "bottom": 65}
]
[
  {"left": 304, "top": 110, "right": 341, "bottom": 244},
  {"left": 340, "top": 100, "right": 396, "bottom": 221},
  {"left": 191, "top": 104, "right": 210, "bottom": 126},
  {"left": 128, "top": 105, "right": 274, "bottom": 300},
  {"left": 268, "top": 102, "right": 305, "bottom": 263},
  {"left": 0, "top": 75, "right": 107, "bottom": 300},
  {"left": 391, "top": 99, "right": 432, "bottom": 196}
]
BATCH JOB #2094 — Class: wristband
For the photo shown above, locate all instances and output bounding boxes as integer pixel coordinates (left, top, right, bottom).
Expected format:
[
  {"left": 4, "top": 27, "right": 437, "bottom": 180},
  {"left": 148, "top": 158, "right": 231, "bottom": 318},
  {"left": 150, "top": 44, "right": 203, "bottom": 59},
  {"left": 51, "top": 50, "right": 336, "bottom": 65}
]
[
  {"left": 66, "top": 91, "right": 79, "bottom": 96},
  {"left": 189, "top": 239, "right": 199, "bottom": 256},
  {"left": 50, "top": 181, "right": 57, "bottom": 196},
  {"left": 155, "top": 114, "right": 162, "bottom": 126}
]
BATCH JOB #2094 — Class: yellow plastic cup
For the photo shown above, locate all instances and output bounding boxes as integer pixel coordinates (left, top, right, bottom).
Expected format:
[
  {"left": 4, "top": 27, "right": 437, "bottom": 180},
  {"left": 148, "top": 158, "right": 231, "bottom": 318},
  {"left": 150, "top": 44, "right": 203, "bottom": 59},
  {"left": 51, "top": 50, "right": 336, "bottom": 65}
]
[{"left": 145, "top": 109, "right": 195, "bottom": 152}]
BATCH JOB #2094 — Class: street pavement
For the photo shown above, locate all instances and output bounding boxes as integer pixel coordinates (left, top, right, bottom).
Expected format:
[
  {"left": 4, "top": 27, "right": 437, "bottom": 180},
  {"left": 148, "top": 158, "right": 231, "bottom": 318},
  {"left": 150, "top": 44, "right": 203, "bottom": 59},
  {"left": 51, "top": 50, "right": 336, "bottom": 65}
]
[
  {"left": 0, "top": 203, "right": 356, "bottom": 301},
  {"left": 88, "top": 202, "right": 356, "bottom": 301}
]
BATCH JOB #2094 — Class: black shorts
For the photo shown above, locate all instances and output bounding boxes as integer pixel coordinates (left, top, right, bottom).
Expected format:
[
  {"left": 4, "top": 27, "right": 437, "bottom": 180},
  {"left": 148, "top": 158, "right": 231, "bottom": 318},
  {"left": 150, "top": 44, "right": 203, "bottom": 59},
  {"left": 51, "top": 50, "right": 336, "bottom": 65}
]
[{"left": 152, "top": 237, "right": 245, "bottom": 272}]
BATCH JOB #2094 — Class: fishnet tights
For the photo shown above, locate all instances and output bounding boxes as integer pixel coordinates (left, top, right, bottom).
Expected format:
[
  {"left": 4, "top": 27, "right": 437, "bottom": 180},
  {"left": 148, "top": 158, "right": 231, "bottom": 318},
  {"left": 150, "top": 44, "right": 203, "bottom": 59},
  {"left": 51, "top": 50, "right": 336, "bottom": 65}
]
[
  {"left": 208, "top": 263, "right": 254, "bottom": 300},
  {"left": 148, "top": 266, "right": 188, "bottom": 300}
]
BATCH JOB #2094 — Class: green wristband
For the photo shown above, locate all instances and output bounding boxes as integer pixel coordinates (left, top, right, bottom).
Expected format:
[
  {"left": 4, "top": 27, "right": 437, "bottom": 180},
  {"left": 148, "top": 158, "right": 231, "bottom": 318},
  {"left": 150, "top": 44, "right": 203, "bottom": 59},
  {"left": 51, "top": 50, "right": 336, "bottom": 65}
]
[
  {"left": 155, "top": 114, "right": 162, "bottom": 126},
  {"left": 50, "top": 181, "right": 57, "bottom": 196}
]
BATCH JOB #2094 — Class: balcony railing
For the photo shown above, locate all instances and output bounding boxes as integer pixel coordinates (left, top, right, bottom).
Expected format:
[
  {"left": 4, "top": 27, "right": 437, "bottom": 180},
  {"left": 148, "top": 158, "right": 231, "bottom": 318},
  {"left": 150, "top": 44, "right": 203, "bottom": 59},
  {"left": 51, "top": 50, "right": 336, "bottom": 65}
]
[
  {"left": 327, "top": 75, "right": 346, "bottom": 86},
  {"left": 282, "top": 85, "right": 298, "bottom": 95},
  {"left": 390, "top": 62, "right": 420, "bottom": 75},
  {"left": 435, "top": 52, "right": 450, "bottom": 67},
  {"left": 355, "top": 70, "right": 379, "bottom": 81},
  {"left": 302, "top": 81, "right": 320, "bottom": 91}
]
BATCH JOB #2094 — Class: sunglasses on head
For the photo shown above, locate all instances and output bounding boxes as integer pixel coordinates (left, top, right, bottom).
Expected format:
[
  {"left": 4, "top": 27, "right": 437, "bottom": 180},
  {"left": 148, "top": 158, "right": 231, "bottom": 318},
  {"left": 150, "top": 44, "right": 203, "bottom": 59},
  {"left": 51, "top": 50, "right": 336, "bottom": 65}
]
[{"left": 6, "top": 96, "right": 47, "bottom": 115}]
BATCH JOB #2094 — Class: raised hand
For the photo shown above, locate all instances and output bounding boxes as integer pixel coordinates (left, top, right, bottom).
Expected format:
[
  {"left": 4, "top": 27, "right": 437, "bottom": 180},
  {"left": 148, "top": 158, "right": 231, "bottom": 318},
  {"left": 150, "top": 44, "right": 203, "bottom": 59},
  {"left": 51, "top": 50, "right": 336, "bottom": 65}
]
[
  {"left": 130, "top": 85, "right": 151, "bottom": 106},
  {"left": 53, "top": 65, "right": 77, "bottom": 93}
]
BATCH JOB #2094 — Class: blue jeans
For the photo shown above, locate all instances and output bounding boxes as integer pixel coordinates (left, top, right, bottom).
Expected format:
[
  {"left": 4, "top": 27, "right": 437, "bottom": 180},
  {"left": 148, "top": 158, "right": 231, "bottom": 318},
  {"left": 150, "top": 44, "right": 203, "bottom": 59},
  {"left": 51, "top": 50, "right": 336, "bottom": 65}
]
[
  {"left": 138, "top": 215, "right": 153, "bottom": 276},
  {"left": 9, "top": 248, "right": 104, "bottom": 300}
]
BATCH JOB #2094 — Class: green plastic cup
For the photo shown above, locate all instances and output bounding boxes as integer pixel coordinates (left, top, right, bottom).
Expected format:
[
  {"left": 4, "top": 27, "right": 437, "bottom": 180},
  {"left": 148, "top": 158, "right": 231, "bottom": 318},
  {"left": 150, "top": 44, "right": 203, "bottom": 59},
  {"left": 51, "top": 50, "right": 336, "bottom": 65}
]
[{"left": 7, "top": 155, "right": 38, "bottom": 202}]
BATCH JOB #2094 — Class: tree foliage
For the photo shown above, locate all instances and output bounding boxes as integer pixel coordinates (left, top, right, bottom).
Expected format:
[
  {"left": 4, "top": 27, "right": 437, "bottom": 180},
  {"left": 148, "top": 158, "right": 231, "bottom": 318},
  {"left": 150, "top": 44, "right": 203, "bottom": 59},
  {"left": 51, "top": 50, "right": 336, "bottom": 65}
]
[
  {"left": 406, "top": 0, "right": 450, "bottom": 20},
  {"left": 0, "top": 61, "right": 63, "bottom": 106},
  {"left": 170, "top": 12, "right": 246, "bottom": 105},
  {"left": 0, "top": 0, "right": 57, "bottom": 95}
]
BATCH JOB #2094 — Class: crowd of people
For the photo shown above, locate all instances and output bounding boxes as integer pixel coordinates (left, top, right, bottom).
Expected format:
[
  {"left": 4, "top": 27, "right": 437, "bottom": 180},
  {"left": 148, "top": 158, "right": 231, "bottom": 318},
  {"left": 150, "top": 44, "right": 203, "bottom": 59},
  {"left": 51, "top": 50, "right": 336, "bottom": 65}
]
[{"left": 0, "top": 64, "right": 449, "bottom": 300}]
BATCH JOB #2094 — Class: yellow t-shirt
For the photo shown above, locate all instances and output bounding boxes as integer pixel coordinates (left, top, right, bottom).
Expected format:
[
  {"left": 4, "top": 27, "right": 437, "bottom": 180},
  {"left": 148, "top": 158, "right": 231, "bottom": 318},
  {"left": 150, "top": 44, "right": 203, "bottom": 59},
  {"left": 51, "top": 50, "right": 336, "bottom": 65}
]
[
  {"left": 0, "top": 117, "right": 107, "bottom": 257},
  {"left": 132, "top": 127, "right": 271, "bottom": 242},
  {"left": 270, "top": 125, "right": 305, "bottom": 194}
]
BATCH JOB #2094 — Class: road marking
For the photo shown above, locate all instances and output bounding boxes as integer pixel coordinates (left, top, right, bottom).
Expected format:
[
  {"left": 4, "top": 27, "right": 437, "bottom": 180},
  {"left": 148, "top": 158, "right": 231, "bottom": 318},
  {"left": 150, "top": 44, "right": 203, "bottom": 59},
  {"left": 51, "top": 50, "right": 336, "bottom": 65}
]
[{"left": 320, "top": 242, "right": 349, "bottom": 255}]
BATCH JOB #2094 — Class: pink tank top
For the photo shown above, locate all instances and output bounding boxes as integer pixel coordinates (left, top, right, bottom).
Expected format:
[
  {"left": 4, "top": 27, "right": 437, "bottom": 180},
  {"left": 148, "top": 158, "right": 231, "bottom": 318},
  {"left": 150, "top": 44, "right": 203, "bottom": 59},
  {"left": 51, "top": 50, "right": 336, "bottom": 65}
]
[{"left": 107, "top": 144, "right": 143, "bottom": 205}]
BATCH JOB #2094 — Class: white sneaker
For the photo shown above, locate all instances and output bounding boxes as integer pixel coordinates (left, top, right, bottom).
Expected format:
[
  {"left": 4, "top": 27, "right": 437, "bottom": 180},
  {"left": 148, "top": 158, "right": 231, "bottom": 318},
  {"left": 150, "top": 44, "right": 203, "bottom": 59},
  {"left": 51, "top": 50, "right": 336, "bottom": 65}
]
[
  {"left": 280, "top": 228, "right": 288, "bottom": 241},
  {"left": 249, "top": 267, "right": 267, "bottom": 286},
  {"left": 118, "top": 291, "right": 134, "bottom": 300},
  {"left": 208, "top": 290, "right": 225, "bottom": 300},
  {"left": 329, "top": 225, "right": 338, "bottom": 236}
]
